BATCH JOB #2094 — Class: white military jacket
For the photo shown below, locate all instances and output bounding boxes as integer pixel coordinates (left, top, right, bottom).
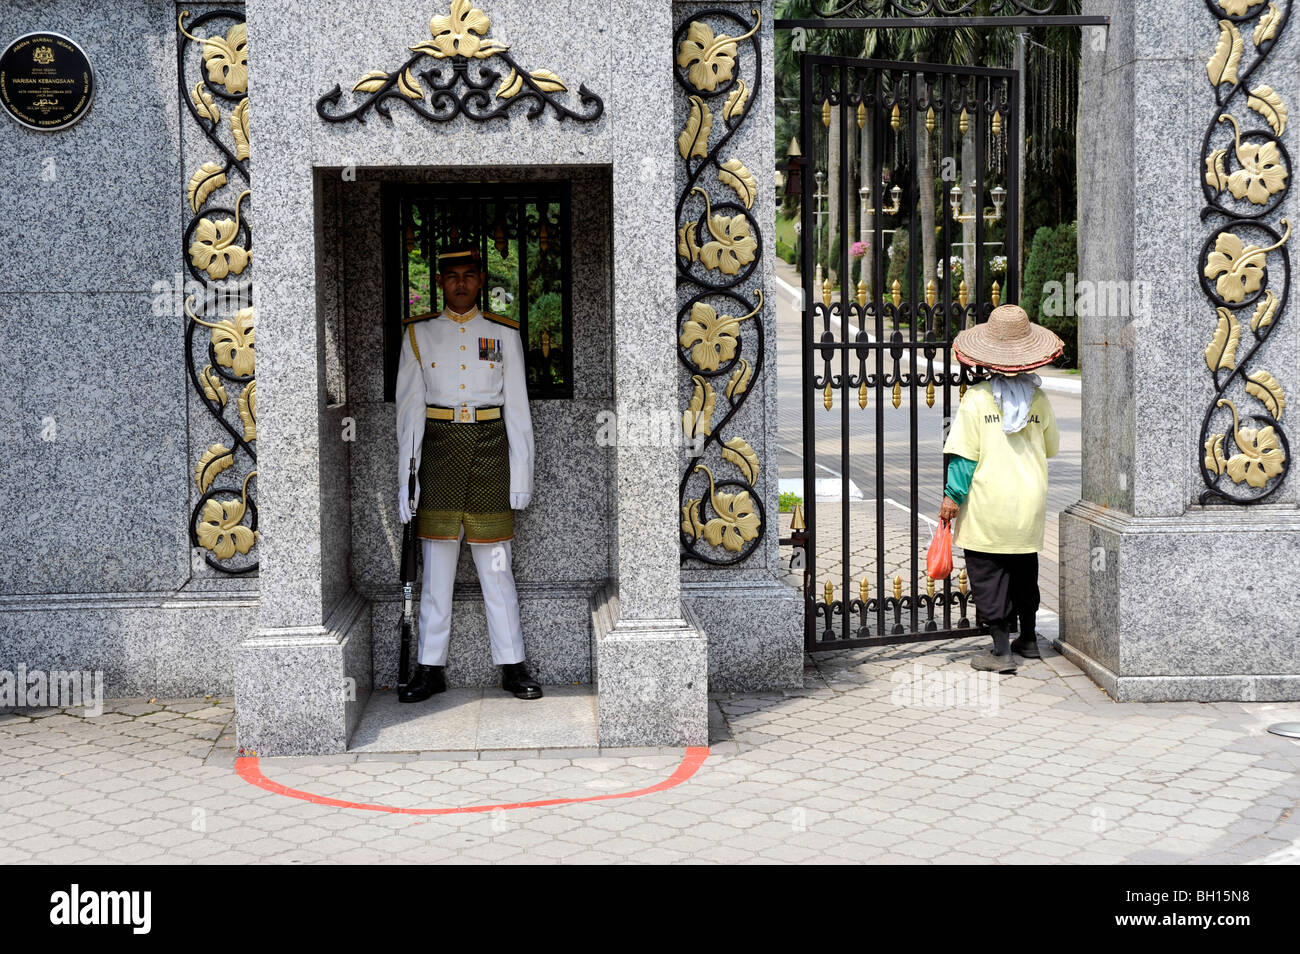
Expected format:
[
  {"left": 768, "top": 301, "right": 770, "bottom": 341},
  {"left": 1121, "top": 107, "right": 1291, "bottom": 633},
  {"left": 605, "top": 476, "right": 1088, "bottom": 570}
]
[{"left": 395, "top": 304, "right": 534, "bottom": 498}]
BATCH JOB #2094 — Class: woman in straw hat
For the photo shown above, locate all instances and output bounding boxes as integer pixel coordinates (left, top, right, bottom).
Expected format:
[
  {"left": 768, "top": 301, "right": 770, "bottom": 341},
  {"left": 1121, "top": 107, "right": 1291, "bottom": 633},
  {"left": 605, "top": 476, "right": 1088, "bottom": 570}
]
[{"left": 938, "top": 303, "right": 1064, "bottom": 674}]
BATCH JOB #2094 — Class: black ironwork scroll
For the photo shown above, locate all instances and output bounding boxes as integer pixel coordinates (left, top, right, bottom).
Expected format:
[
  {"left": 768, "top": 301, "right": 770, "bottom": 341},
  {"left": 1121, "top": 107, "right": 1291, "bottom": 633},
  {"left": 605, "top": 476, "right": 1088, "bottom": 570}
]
[
  {"left": 1197, "top": 0, "right": 1292, "bottom": 505},
  {"left": 675, "top": 7, "right": 767, "bottom": 567},
  {"left": 316, "top": 1, "right": 603, "bottom": 125},
  {"left": 178, "top": 7, "right": 258, "bottom": 574}
]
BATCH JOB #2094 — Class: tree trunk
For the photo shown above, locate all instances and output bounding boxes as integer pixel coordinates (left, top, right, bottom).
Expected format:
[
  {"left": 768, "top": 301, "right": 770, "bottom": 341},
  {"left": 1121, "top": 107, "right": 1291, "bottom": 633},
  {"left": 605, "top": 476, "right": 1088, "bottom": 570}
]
[
  {"left": 961, "top": 123, "right": 977, "bottom": 327},
  {"left": 860, "top": 111, "right": 874, "bottom": 303},
  {"left": 827, "top": 105, "right": 840, "bottom": 285}
]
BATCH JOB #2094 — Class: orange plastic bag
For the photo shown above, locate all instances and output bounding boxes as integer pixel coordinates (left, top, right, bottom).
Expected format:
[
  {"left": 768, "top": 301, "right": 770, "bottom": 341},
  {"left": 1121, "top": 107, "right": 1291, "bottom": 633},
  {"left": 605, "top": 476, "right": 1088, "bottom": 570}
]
[{"left": 926, "top": 518, "right": 953, "bottom": 580}]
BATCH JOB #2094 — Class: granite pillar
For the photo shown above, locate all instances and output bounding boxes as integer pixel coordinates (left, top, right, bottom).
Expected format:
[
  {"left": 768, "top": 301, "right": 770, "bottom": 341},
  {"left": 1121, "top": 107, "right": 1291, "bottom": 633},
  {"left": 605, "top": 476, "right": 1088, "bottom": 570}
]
[{"left": 1061, "top": 0, "right": 1300, "bottom": 701}]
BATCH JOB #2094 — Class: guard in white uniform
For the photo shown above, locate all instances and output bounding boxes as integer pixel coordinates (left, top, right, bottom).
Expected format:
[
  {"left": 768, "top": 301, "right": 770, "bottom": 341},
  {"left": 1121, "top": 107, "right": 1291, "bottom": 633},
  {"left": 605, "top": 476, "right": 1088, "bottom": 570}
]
[{"left": 395, "top": 244, "right": 542, "bottom": 701}]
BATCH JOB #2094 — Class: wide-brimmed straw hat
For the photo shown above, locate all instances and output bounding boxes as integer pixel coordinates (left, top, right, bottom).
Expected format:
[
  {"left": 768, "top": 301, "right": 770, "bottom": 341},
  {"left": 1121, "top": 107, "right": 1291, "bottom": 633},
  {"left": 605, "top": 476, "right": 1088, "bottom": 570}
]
[{"left": 953, "top": 303, "right": 1064, "bottom": 372}]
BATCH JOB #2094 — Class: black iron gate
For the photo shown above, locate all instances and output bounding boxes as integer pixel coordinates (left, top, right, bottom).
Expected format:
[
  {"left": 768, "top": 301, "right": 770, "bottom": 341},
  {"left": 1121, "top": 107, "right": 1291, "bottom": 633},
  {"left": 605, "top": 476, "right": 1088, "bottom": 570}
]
[{"left": 794, "top": 55, "right": 1020, "bottom": 651}]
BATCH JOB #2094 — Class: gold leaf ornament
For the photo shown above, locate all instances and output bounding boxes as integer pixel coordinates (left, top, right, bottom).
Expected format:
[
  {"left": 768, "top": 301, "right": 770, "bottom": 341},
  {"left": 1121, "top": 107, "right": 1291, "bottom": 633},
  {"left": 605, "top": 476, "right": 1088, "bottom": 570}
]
[
  {"left": 681, "top": 497, "right": 704, "bottom": 540},
  {"left": 497, "top": 68, "right": 567, "bottom": 100},
  {"left": 725, "top": 357, "right": 752, "bottom": 400},
  {"left": 723, "top": 79, "right": 750, "bottom": 123},
  {"left": 231, "top": 98, "right": 251, "bottom": 161},
  {"left": 187, "top": 297, "right": 256, "bottom": 377},
  {"left": 353, "top": 70, "right": 392, "bottom": 94},
  {"left": 693, "top": 463, "right": 760, "bottom": 552},
  {"left": 1205, "top": 149, "right": 1229, "bottom": 193},
  {"left": 1219, "top": 114, "right": 1287, "bottom": 206},
  {"left": 690, "top": 187, "right": 758, "bottom": 275},
  {"left": 1245, "top": 370, "right": 1286, "bottom": 420},
  {"left": 677, "top": 224, "right": 701, "bottom": 264},
  {"left": 199, "top": 365, "right": 228, "bottom": 406},
  {"left": 683, "top": 374, "right": 716, "bottom": 441},
  {"left": 1204, "top": 433, "right": 1228, "bottom": 475},
  {"left": 187, "top": 161, "right": 227, "bottom": 213},
  {"left": 188, "top": 191, "right": 252, "bottom": 280},
  {"left": 1203, "top": 221, "right": 1290, "bottom": 303},
  {"left": 192, "top": 81, "right": 219, "bottom": 122},
  {"left": 721, "top": 436, "right": 760, "bottom": 483},
  {"left": 196, "top": 472, "right": 259, "bottom": 559},
  {"left": 1250, "top": 289, "right": 1279, "bottom": 331},
  {"left": 177, "top": 15, "right": 248, "bottom": 95},
  {"left": 718, "top": 158, "right": 758, "bottom": 208},
  {"left": 1253, "top": 3, "right": 1282, "bottom": 45},
  {"left": 675, "top": 12, "right": 760, "bottom": 92},
  {"left": 238, "top": 380, "right": 258, "bottom": 441},
  {"left": 1206, "top": 19, "right": 1243, "bottom": 88},
  {"left": 1217, "top": 398, "right": 1286, "bottom": 488},
  {"left": 679, "top": 292, "right": 762, "bottom": 372},
  {"left": 397, "top": 68, "right": 423, "bottom": 100},
  {"left": 412, "top": 0, "right": 509, "bottom": 59},
  {"left": 678, "top": 95, "right": 714, "bottom": 160},
  {"left": 1247, "top": 84, "right": 1288, "bottom": 135},
  {"left": 194, "top": 443, "right": 233, "bottom": 492},
  {"left": 1205, "top": 307, "right": 1242, "bottom": 371}
]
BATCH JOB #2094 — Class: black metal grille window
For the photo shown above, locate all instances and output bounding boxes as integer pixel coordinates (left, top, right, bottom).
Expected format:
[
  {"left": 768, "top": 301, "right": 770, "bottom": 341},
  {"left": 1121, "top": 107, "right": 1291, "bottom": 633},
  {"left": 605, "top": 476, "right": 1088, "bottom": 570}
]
[{"left": 382, "top": 182, "right": 573, "bottom": 401}]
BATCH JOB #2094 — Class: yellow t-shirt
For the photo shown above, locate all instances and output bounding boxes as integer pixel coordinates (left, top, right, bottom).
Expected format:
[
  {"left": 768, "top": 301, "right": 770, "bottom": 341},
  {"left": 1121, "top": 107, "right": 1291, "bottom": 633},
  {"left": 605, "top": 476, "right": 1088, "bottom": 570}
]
[{"left": 941, "top": 380, "right": 1059, "bottom": 554}]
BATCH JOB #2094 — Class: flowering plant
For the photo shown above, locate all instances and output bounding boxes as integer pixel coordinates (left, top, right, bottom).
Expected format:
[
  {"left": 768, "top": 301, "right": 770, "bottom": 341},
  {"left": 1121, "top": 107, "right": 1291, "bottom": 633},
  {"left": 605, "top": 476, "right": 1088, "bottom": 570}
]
[
  {"left": 850, "top": 240, "right": 867, "bottom": 259},
  {"left": 991, "top": 255, "right": 1008, "bottom": 276}
]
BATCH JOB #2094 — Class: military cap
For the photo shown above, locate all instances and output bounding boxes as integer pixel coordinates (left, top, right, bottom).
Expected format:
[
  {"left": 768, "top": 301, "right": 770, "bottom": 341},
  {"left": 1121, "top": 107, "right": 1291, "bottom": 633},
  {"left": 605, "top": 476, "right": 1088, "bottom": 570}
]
[{"left": 436, "top": 243, "right": 483, "bottom": 271}]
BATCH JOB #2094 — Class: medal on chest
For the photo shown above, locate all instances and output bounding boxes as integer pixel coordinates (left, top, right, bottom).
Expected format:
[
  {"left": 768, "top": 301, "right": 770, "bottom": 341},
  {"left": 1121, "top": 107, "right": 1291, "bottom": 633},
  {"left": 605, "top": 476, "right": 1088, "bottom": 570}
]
[{"left": 478, "top": 336, "right": 503, "bottom": 362}]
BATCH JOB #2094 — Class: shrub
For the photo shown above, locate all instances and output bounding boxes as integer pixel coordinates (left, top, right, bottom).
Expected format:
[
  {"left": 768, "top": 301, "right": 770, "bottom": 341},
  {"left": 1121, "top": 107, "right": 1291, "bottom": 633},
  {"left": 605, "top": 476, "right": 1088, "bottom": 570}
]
[
  {"left": 1021, "top": 221, "right": 1078, "bottom": 367},
  {"left": 776, "top": 239, "right": 796, "bottom": 265}
]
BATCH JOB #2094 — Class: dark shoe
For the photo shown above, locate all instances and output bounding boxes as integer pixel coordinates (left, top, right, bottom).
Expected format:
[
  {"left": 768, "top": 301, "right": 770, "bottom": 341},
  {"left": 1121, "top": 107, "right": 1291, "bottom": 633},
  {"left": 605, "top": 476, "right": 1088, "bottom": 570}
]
[
  {"left": 399, "top": 664, "right": 446, "bottom": 703},
  {"left": 501, "top": 661, "right": 543, "bottom": 699},
  {"left": 970, "top": 650, "right": 1018, "bottom": 674},
  {"left": 1011, "top": 633, "right": 1041, "bottom": 659}
]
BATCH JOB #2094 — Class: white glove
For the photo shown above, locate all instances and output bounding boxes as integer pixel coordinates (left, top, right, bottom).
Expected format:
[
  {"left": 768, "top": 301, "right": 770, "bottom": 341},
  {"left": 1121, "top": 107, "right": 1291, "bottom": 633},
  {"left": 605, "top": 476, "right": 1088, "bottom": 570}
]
[
  {"left": 510, "top": 492, "right": 530, "bottom": 510},
  {"left": 399, "top": 481, "right": 419, "bottom": 524}
]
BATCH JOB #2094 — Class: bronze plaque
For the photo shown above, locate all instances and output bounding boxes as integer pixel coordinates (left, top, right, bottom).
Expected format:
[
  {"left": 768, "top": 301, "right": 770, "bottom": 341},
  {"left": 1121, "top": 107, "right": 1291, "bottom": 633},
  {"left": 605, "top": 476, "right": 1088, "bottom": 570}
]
[{"left": 0, "top": 32, "right": 95, "bottom": 131}]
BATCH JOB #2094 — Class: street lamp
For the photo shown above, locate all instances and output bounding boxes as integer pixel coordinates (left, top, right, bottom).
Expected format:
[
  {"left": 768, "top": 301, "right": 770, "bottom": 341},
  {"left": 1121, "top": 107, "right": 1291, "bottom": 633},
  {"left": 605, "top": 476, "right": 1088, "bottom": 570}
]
[{"left": 950, "top": 183, "right": 1005, "bottom": 225}]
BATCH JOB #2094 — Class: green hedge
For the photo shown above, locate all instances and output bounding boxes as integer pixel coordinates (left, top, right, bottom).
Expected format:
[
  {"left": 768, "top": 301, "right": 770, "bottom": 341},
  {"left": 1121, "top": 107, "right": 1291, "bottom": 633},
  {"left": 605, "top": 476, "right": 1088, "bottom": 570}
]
[{"left": 1021, "top": 221, "right": 1078, "bottom": 367}]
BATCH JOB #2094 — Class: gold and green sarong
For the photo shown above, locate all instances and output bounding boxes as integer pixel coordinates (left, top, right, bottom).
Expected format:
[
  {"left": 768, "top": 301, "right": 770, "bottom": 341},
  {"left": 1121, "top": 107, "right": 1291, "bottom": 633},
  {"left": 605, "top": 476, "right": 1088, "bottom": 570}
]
[{"left": 416, "top": 416, "right": 514, "bottom": 543}]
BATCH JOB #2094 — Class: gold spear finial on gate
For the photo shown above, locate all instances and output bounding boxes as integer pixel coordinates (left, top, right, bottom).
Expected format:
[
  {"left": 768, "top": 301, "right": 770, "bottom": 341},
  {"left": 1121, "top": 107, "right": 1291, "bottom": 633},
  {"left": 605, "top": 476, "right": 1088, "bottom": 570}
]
[
  {"left": 824, "top": 579, "right": 834, "bottom": 606},
  {"left": 958, "top": 279, "right": 969, "bottom": 309},
  {"left": 857, "top": 101, "right": 866, "bottom": 129},
  {"left": 893, "top": 380, "right": 902, "bottom": 408},
  {"left": 856, "top": 280, "right": 867, "bottom": 309},
  {"left": 791, "top": 502, "right": 805, "bottom": 530},
  {"left": 926, "top": 576, "right": 935, "bottom": 598},
  {"left": 991, "top": 281, "right": 1001, "bottom": 307},
  {"left": 893, "top": 574, "right": 903, "bottom": 601},
  {"left": 822, "top": 278, "right": 832, "bottom": 308},
  {"left": 959, "top": 108, "right": 969, "bottom": 135},
  {"left": 824, "top": 381, "right": 834, "bottom": 411},
  {"left": 890, "top": 103, "right": 901, "bottom": 130},
  {"left": 926, "top": 381, "right": 935, "bottom": 408},
  {"left": 860, "top": 576, "right": 869, "bottom": 603},
  {"left": 958, "top": 568, "right": 968, "bottom": 596},
  {"left": 891, "top": 279, "right": 902, "bottom": 308},
  {"left": 822, "top": 100, "right": 831, "bottom": 128},
  {"left": 858, "top": 381, "right": 868, "bottom": 409},
  {"left": 926, "top": 280, "right": 936, "bottom": 309},
  {"left": 992, "top": 109, "right": 1002, "bottom": 137},
  {"left": 926, "top": 106, "right": 935, "bottom": 133}
]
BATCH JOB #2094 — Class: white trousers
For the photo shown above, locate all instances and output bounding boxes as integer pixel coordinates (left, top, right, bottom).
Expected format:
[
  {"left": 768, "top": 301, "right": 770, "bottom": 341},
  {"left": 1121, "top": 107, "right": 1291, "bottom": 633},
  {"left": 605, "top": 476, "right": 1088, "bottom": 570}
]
[{"left": 417, "top": 526, "right": 525, "bottom": 667}]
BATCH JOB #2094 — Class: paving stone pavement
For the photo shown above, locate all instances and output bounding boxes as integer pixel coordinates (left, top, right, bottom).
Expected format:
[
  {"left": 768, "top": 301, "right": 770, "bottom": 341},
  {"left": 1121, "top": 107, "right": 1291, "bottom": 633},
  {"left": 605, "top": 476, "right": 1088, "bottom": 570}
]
[{"left": 3, "top": 641, "right": 1300, "bottom": 864}]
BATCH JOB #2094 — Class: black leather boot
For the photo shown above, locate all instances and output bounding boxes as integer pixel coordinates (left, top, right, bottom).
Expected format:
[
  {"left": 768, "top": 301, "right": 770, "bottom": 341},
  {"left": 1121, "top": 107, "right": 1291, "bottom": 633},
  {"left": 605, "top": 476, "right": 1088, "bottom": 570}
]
[
  {"left": 399, "top": 663, "right": 446, "bottom": 703},
  {"left": 500, "top": 661, "right": 543, "bottom": 699}
]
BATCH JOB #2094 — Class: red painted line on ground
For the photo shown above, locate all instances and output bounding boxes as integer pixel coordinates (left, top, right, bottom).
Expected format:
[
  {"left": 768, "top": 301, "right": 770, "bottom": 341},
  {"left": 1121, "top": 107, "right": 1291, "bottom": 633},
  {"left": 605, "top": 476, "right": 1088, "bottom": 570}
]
[{"left": 235, "top": 747, "right": 710, "bottom": 815}]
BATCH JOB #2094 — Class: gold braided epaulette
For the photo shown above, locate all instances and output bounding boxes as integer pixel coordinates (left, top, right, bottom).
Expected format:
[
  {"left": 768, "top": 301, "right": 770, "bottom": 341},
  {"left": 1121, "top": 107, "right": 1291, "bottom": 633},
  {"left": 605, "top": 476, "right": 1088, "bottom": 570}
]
[
  {"left": 482, "top": 310, "right": 519, "bottom": 330},
  {"left": 402, "top": 310, "right": 438, "bottom": 325}
]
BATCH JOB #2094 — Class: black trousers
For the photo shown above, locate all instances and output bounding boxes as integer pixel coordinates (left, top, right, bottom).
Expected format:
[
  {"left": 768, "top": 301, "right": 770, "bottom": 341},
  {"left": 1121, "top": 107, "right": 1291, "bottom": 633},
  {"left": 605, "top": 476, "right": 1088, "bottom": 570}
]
[{"left": 963, "top": 549, "right": 1039, "bottom": 647}]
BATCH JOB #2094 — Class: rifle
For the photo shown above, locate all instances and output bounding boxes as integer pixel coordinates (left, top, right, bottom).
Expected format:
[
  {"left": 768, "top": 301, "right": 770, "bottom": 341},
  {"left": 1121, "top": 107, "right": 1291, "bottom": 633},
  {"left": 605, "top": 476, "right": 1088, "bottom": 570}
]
[{"left": 398, "top": 439, "right": 419, "bottom": 691}]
